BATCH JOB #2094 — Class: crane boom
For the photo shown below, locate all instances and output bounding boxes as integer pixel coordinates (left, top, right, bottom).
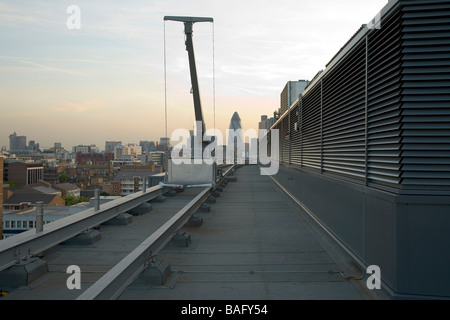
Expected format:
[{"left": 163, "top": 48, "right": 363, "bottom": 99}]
[{"left": 164, "top": 16, "right": 213, "bottom": 140}]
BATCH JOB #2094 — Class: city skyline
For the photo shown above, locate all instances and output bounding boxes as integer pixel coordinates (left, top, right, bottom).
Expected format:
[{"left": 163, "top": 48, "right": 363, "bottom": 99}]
[
  {"left": 2, "top": 133, "right": 173, "bottom": 153},
  {"left": 0, "top": 0, "right": 386, "bottom": 149}
]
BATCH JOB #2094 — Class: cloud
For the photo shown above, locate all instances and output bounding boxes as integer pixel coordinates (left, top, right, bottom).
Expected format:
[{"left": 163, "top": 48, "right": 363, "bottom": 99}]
[
  {"left": 0, "top": 56, "right": 84, "bottom": 76},
  {"left": 53, "top": 100, "right": 106, "bottom": 113}
]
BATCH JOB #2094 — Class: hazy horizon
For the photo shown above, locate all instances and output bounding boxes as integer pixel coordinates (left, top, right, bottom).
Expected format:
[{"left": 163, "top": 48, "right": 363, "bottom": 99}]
[{"left": 0, "top": 0, "right": 387, "bottom": 150}]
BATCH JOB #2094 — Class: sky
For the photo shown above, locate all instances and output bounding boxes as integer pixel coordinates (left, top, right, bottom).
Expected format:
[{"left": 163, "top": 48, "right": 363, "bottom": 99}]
[{"left": 0, "top": 0, "right": 387, "bottom": 151}]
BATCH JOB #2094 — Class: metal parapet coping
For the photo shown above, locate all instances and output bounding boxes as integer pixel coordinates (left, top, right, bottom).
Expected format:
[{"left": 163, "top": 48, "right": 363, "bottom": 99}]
[{"left": 159, "top": 182, "right": 214, "bottom": 188}]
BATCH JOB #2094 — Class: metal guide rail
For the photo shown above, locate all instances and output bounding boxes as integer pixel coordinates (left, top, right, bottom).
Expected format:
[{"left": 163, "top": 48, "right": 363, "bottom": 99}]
[
  {"left": 0, "top": 185, "right": 170, "bottom": 271},
  {"left": 77, "top": 165, "right": 236, "bottom": 300}
]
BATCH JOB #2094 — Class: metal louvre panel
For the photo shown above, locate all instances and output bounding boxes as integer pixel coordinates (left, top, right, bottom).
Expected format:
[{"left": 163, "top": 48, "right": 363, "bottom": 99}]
[
  {"left": 272, "top": 114, "right": 289, "bottom": 164},
  {"left": 290, "top": 101, "right": 302, "bottom": 166},
  {"left": 367, "top": 5, "right": 404, "bottom": 186},
  {"left": 278, "top": 0, "right": 450, "bottom": 192},
  {"left": 400, "top": 0, "right": 450, "bottom": 187},
  {"left": 301, "top": 84, "right": 321, "bottom": 171},
  {"left": 281, "top": 115, "right": 290, "bottom": 163},
  {"left": 322, "top": 41, "right": 366, "bottom": 180}
]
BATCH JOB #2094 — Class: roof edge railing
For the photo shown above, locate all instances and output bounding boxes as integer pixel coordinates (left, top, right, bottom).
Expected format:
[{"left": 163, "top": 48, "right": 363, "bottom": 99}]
[{"left": 0, "top": 185, "right": 170, "bottom": 271}]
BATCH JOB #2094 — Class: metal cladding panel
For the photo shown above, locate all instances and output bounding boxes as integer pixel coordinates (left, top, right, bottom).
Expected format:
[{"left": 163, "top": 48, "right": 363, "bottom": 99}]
[
  {"left": 400, "top": 0, "right": 450, "bottom": 188},
  {"left": 301, "top": 84, "right": 322, "bottom": 171},
  {"left": 322, "top": 40, "right": 366, "bottom": 181},
  {"left": 367, "top": 5, "right": 404, "bottom": 187}
]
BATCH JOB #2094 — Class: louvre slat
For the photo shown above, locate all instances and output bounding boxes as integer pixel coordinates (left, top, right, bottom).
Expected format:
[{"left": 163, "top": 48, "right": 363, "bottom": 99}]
[
  {"left": 402, "top": 80, "right": 450, "bottom": 86},
  {"left": 402, "top": 122, "right": 450, "bottom": 130},
  {"left": 368, "top": 156, "right": 401, "bottom": 164},
  {"left": 403, "top": 52, "right": 448, "bottom": 61},
  {"left": 402, "top": 17, "right": 450, "bottom": 25},
  {"left": 402, "top": 157, "right": 450, "bottom": 164},
  {"left": 403, "top": 31, "right": 450, "bottom": 39},
  {"left": 403, "top": 11, "right": 450, "bottom": 19},
  {"left": 404, "top": 129, "right": 450, "bottom": 136},
  {"left": 401, "top": 2, "right": 450, "bottom": 12},
  {"left": 403, "top": 46, "right": 450, "bottom": 54}
]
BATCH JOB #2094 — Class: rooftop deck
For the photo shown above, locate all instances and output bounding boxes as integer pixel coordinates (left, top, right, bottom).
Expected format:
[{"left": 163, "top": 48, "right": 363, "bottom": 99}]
[
  {"left": 2, "top": 165, "right": 388, "bottom": 300},
  {"left": 120, "top": 165, "right": 382, "bottom": 300}
]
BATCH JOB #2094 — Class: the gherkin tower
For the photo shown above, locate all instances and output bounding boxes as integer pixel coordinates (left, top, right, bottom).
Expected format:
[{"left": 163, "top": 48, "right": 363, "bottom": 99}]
[
  {"left": 227, "top": 112, "right": 244, "bottom": 163},
  {"left": 229, "top": 111, "right": 242, "bottom": 131}
]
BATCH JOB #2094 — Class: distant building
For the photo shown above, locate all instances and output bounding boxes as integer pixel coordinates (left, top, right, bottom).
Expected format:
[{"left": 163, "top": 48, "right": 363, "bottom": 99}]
[
  {"left": 111, "top": 158, "right": 139, "bottom": 168},
  {"left": 9, "top": 132, "right": 27, "bottom": 152},
  {"left": 228, "top": 112, "right": 244, "bottom": 163},
  {"left": 160, "top": 137, "right": 170, "bottom": 146},
  {"left": 105, "top": 141, "right": 122, "bottom": 154},
  {"left": 52, "top": 183, "right": 81, "bottom": 198},
  {"left": 150, "top": 152, "right": 165, "bottom": 166},
  {"left": 101, "top": 165, "right": 160, "bottom": 195},
  {"left": 259, "top": 115, "right": 268, "bottom": 130},
  {"left": 28, "top": 140, "right": 40, "bottom": 152},
  {"left": 140, "top": 141, "right": 157, "bottom": 153},
  {"left": 4, "top": 161, "right": 44, "bottom": 186},
  {"left": 32, "top": 185, "right": 62, "bottom": 196},
  {"left": 2, "top": 205, "right": 86, "bottom": 239},
  {"left": 43, "top": 163, "right": 66, "bottom": 184},
  {"left": 76, "top": 152, "right": 114, "bottom": 165},
  {"left": 155, "top": 144, "right": 167, "bottom": 152},
  {"left": 72, "top": 145, "right": 91, "bottom": 153},
  {"left": 138, "top": 153, "right": 153, "bottom": 165},
  {"left": 149, "top": 141, "right": 157, "bottom": 152},
  {"left": 229, "top": 112, "right": 242, "bottom": 131},
  {"left": 53, "top": 142, "right": 63, "bottom": 152},
  {"left": 114, "top": 144, "right": 142, "bottom": 160},
  {"left": 258, "top": 115, "right": 276, "bottom": 131},
  {"left": 2, "top": 189, "right": 65, "bottom": 213},
  {"left": 89, "top": 145, "right": 100, "bottom": 153},
  {"left": 111, "top": 169, "right": 160, "bottom": 196},
  {"left": 280, "top": 80, "right": 310, "bottom": 116}
]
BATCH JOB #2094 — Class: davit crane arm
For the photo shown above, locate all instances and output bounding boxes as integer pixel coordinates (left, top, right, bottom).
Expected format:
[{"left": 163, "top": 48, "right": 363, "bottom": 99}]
[{"left": 164, "top": 16, "right": 213, "bottom": 142}]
